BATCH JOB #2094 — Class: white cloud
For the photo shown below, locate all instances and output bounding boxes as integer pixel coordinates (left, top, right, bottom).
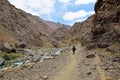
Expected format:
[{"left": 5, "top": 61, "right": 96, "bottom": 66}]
[
  {"left": 58, "top": 0, "right": 70, "bottom": 3},
  {"left": 75, "top": 18, "right": 87, "bottom": 22},
  {"left": 63, "top": 10, "right": 94, "bottom": 21},
  {"left": 8, "top": 0, "right": 56, "bottom": 16},
  {"left": 74, "top": 0, "right": 97, "bottom": 5}
]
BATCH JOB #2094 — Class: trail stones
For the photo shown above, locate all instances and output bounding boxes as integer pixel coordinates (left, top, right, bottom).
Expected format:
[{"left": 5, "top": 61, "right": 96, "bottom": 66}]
[{"left": 86, "top": 53, "right": 95, "bottom": 58}]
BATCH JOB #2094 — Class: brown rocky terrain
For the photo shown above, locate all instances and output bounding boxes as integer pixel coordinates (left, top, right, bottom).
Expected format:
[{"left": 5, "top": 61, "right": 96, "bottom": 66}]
[
  {"left": 52, "top": 26, "right": 70, "bottom": 46},
  {"left": 0, "top": 0, "right": 52, "bottom": 47},
  {"left": 69, "top": 15, "right": 94, "bottom": 44},
  {"left": 71, "top": 0, "right": 120, "bottom": 52},
  {"left": 0, "top": 0, "right": 120, "bottom": 80},
  {"left": 44, "top": 21, "right": 70, "bottom": 30},
  {"left": 0, "top": 0, "right": 70, "bottom": 48}
]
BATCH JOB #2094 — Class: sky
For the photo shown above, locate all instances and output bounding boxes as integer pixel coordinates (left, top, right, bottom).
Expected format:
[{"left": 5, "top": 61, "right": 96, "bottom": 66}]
[{"left": 8, "top": 0, "right": 97, "bottom": 26}]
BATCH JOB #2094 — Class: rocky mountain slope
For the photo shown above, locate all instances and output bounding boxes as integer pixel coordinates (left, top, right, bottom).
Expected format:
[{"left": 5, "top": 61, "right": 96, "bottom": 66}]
[
  {"left": 52, "top": 26, "right": 70, "bottom": 45},
  {"left": 0, "top": 0, "right": 70, "bottom": 48},
  {"left": 44, "top": 21, "right": 70, "bottom": 30},
  {"left": 71, "top": 0, "right": 120, "bottom": 51}
]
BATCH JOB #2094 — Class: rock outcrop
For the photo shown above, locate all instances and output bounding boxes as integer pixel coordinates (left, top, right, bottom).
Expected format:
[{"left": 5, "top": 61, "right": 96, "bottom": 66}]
[
  {"left": 71, "top": 0, "right": 120, "bottom": 50},
  {"left": 91, "top": 0, "right": 120, "bottom": 47}
]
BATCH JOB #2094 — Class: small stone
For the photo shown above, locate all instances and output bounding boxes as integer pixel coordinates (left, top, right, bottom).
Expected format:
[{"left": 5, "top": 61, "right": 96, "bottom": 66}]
[
  {"left": 43, "top": 76, "right": 48, "bottom": 80},
  {"left": 86, "top": 53, "right": 95, "bottom": 58},
  {"left": 81, "top": 61, "right": 84, "bottom": 63},
  {"left": 106, "top": 77, "right": 113, "bottom": 80},
  {"left": 105, "top": 67, "right": 108, "bottom": 71},
  {"left": 92, "top": 67, "right": 96, "bottom": 70},
  {"left": 109, "top": 66, "right": 114, "bottom": 69},
  {"left": 85, "top": 64, "right": 89, "bottom": 66},
  {"left": 86, "top": 72, "right": 92, "bottom": 75},
  {"left": 0, "top": 74, "right": 3, "bottom": 78},
  {"left": 109, "top": 69, "right": 114, "bottom": 72},
  {"left": 94, "top": 64, "right": 97, "bottom": 67}
]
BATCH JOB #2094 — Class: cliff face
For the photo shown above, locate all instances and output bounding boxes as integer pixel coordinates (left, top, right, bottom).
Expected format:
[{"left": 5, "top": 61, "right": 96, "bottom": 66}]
[
  {"left": 93, "top": 0, "right": 120, "bottom": 43},
  {"left": 69, "top": 15, "right": 94, "bottom": 45},
  {"left": 72, "top": 0, "right": 120, "bottom": 50},
  {"left": 90, "top": 0, "right": 120, "bottom": 49},
  {"left": 0, "top": 0, "right": 60, "bottom": 47}
]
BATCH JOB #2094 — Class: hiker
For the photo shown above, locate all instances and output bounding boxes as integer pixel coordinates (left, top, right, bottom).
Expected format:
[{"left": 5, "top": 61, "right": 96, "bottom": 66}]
[{"left": 72, "top": 45, "right": 76, "bottom": 55}]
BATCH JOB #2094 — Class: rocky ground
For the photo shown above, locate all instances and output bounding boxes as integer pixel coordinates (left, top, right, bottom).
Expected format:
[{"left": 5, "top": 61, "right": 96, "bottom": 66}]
[{"left": 0, "top": 45, "right": 120, "bottom": 80}]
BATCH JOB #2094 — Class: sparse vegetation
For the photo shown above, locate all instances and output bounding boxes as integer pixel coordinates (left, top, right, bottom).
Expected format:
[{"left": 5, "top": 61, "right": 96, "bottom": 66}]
[
  {"left": 21, "top": 65, "right": 28, "bottom": 69},
  {"left": 1, "top": 53, "right": 22, "bottom": 60},
  {"left": 70, "top": 37, "right": 82, "bottom": 44},
  {"left": 61, "top": 49, "right": 66, "bottom": 54},
  {"left": 110, "top": 50, "right": 120, "bottom": 56}
]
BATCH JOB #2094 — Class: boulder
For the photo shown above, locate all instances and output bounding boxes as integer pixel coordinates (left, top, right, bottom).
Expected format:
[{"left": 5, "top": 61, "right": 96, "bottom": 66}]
[
  {"left": 105, "top": 47, "right": 113, "bottom": 52},
  {"left": 0, "top": 43, "right": 13, "bottom": 53},
  {"left": 23, "top": 49, "right": 35, "bottom": 56},
  {"left": 17, "top": 42, "right": 26, "bottom": 48},
  {"left": 0, "top": 57, "right": 5, "bottom": 66},
  {"left": 33, "top": 54, "right": 42, "bottom": 62},
  {"left": 112, "top": 57, "right": 120, "bottom": 63},
  {"left": 33, "top": 50, "right": 43, "bottom": 62},
  {"left": 86, "top": 53, "right": 95, "bottom": 58},
  {"left": 97, "top": 42, "right": 111, "bottom": 48}
]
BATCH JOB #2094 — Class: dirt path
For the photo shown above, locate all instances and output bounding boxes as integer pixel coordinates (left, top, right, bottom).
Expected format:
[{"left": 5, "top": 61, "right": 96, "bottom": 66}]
[
  {"left": 50, "top": 45, "right": 107, "bottom": 80},
  {"left": 94, "top": 54, "right": 106, "bottom": 80},
  {"left": 0, "top": 45, "right": 107, "bottom": 80},
  {"left": 50, "top": 54, "right": 77, "bottom": 80}
]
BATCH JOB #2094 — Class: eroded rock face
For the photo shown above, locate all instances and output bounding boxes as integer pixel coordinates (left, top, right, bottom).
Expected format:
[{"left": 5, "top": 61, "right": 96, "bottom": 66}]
[
  {"left": 72, "top": 0, "right": 120, "bottom": 50},
  {"left": 91, "top": 0, "right": 120, "bottom": 48}
]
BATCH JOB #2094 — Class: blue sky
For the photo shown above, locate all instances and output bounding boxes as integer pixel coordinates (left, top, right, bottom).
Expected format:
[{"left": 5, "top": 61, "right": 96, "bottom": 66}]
[{"left": 8, "top": 0, "right": 97, "bottom": 26}]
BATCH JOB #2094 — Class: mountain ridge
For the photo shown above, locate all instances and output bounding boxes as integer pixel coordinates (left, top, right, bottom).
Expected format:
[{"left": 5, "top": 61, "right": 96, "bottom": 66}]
[{"left": 0, "top": 0, "right": 70, "bottom": 47}]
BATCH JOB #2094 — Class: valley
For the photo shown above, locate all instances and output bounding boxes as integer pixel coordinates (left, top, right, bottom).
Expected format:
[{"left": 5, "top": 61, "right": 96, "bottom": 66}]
[{"left": 0, "top": 0, "right": 120, "bottom": 80}]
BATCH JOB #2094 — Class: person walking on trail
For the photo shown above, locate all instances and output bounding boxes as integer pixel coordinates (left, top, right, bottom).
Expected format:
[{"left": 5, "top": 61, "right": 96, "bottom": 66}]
[{"left": 72, "top": 45, "right": 76, "bottom": 55}]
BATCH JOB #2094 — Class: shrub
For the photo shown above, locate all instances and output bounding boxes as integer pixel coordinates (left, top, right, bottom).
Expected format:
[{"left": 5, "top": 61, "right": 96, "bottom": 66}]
[
  {"left": 2, "top": 53, "right": 21, "bottom": 60},
  {"left": 111, "top": 50, "right": 120, "bottom": 56}
]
